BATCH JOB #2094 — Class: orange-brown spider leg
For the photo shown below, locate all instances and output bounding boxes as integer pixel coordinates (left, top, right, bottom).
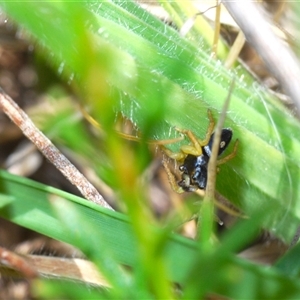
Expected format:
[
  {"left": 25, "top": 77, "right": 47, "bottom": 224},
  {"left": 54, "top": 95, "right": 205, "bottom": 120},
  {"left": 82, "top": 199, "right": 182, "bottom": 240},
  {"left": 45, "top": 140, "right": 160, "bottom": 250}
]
[
  {"left": 162, "top": 156, "right": 185, "bottom": 193},
  {"left": 217, "top": 139, "right": 239, "bottom": 166},
  {"left": 175, "top": 109, "right": 216, "bottom": 157}
]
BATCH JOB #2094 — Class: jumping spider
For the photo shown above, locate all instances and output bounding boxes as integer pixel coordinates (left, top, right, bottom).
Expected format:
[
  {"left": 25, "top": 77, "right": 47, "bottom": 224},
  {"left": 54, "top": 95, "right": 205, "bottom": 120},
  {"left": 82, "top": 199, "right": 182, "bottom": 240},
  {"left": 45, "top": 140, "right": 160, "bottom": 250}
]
[{"left": 162, "top": 110, "right": 239, "bottom": 193}]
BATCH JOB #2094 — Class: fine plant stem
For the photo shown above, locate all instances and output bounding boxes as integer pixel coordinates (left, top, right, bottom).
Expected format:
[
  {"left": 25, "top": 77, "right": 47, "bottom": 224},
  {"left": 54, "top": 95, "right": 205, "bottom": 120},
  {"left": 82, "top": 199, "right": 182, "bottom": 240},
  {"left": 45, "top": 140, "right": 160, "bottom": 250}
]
[
  {"left": 205, "top": 80, "right": 235, "bottom": 199},
  {"left": 0, "top": 247, "right": 110, "bottom": 287},
  {"left": 223, "top": 0, "right": 300, "bottom": 116},
  {"left": 198, "top": 80, "right": 235, "bottom": 243},
  {"left": 0, "top": 88, "right": 112, "bottom": 210},
  {"left": 0, "top": 246, "right": 38, "bottom": 279},
  {"left": 224, "top": 30, "right": 246, "bottom": 69},
  {"left": 211, "top": 1, "right": 221, "bottom": 58},
  {"left": 27, "top": 255, "right": 110, "bottom": 287}
]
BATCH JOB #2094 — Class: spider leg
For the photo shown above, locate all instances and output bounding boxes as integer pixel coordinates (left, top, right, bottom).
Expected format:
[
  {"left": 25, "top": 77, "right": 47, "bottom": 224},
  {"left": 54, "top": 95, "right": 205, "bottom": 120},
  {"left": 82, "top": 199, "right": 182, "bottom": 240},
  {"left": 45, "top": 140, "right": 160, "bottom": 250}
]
[
  {"left": 175, "top": 110, "right": 216, "bottom": 156},
  {"left": 162, "top": 157, "right": 185, "bottom": 193},
  {"left": 201, "top": 109, "right": 215, "bottom": 146},
  {"left": 176, "top": 129, "right": 203, "bottom": 156},
  {"left": 217, "top": 139, "right": 239, "bottom": 165},
  {"left": 160, "top": 146, "right": 186, "bottom": 161}
]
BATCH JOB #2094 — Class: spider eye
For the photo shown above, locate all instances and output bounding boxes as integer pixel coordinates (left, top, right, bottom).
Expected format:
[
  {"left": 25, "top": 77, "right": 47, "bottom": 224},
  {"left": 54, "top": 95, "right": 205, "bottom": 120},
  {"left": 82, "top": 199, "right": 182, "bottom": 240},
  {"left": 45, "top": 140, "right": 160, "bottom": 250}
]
[{"left": 179, "top": 165, "right": 185, "bottom": 171}]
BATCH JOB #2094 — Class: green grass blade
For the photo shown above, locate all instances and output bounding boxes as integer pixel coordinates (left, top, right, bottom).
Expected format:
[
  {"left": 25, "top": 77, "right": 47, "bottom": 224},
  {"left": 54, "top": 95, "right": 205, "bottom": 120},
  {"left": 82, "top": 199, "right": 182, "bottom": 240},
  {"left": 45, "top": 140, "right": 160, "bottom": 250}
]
[
  {"left": 275, "top": 242, "right": 300, "bottom": 277},
  {"left": 0, "top": 169, "right": 194, "bottom": 283},
  {"left": 1, "top": 170, "right": 300, "bottom": 298}
]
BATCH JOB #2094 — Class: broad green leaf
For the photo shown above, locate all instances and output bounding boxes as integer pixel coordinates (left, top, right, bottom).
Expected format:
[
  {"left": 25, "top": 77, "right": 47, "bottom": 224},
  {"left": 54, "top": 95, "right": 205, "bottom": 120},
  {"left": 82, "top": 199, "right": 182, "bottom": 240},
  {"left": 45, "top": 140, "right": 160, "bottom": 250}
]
[{"left": 1, "top": 1, "right": 298, "bottom": 242}]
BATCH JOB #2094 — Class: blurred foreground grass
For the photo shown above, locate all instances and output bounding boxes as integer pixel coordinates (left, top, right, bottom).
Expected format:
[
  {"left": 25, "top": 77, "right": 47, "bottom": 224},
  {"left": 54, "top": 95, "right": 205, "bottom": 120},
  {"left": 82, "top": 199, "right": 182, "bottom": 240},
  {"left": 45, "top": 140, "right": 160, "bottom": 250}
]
[{"left": 0, "top": 1, "right": 300, "bottom": 299}]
